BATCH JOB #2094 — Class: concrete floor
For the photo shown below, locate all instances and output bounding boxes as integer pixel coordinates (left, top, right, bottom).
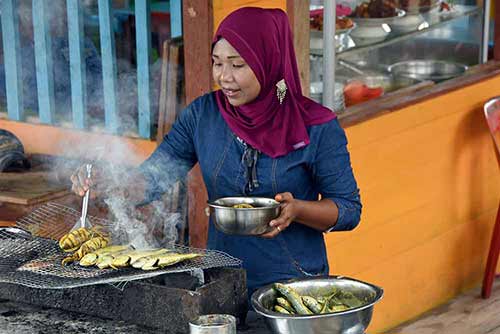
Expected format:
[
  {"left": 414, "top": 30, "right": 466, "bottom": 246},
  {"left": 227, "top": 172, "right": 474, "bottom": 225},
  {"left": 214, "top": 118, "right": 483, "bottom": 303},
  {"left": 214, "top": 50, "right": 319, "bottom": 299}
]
[{"left": 390, "top": 277, "right": 500, "bottom": 334}]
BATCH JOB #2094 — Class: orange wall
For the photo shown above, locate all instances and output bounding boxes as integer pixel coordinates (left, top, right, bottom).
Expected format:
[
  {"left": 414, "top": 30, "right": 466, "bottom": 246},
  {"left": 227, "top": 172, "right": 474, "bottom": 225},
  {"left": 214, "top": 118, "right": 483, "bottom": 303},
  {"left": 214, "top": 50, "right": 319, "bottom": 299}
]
[
  {"left": 213, "top": 0, "right": 286, "bottom": 29},
  {"left": 0, "top": 121, "right": 156, "bottom": 166},
  {"left": 328, "top": 76, "right": 500, "bottom": 333}
]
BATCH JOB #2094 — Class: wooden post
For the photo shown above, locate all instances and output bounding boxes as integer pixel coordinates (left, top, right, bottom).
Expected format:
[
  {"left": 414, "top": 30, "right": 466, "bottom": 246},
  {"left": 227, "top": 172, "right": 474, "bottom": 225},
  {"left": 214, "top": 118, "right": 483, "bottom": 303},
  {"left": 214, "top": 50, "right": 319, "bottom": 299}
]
[
  {"left": 98, "top": 0, "right": 119, "bottom": 134},
  {"left": 135, "top": 0, "right": 153, "bottom": 139},
  {"left": 67, "top": 0, "right": 87, "bottom": 129},
  {"left": 494, "top": 0, "right": 500, "bottom": 60},
  {"left": 1, "top": 0, "right": 24, "bottom": 121},
  {"left": 32, "top": 0, "right": 56, "bottom": 124},
  {"left": 287, "top": 0, "right": 310, "bottom": 96},
  {"left": 182, "top": 0, "right": 213, "bottom": 248}
]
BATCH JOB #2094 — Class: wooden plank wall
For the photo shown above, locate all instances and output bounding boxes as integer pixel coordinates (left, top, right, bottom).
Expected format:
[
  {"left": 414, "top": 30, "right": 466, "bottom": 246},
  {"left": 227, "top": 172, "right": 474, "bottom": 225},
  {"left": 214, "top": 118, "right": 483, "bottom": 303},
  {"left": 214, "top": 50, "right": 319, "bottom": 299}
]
[{"left": 329, "top": 75, "right": 500, "bottom": 333}]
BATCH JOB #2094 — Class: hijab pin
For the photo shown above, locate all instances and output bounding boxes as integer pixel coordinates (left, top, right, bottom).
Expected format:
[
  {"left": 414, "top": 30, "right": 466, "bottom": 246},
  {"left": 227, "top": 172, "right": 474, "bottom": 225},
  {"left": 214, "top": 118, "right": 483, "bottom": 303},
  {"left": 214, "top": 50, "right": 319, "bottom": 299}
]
[{"left": 276, "top": 79, "right": 287, "bottom": 105}]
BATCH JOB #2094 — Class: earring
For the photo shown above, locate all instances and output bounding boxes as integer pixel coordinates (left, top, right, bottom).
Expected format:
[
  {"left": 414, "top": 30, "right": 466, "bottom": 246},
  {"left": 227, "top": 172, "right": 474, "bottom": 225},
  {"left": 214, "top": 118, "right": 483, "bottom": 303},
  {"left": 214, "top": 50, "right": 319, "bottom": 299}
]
[{"left": 276, "top": 79, "right": 287, "bottom": 105}]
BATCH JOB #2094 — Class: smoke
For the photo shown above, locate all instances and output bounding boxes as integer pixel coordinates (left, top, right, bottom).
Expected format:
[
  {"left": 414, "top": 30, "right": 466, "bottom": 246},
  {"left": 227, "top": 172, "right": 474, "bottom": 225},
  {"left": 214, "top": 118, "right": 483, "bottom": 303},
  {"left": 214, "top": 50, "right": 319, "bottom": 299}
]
[
  {"left": 7, "top": 0, "right": 186, "bottom": 249},
  {"left": 48, "top": 137, "right": 186, "bottom": 250}
]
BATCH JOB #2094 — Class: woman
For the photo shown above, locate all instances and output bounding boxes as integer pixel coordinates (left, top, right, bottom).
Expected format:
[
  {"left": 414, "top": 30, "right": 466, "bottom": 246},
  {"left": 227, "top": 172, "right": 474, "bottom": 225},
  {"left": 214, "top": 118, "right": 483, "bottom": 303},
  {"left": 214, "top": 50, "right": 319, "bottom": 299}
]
[{"left": 72, "top": 7, "right": 361, "bottom": 296}]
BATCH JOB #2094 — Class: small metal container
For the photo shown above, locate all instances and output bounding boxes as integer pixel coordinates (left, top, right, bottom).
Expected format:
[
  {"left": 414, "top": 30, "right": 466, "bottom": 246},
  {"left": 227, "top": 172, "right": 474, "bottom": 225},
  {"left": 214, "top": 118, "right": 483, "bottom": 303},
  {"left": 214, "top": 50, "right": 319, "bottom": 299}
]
[
  {"left": 388, "top": 60, "right": 468, "bottom": 82},
  {"left": 189, "top": 314, "right": 237, "bottom": 334},
  {"left": 251, "top": 276, "right": 384, "bottom": 334},
  {"left": 207, "top": 197, "right": 280, "bottom": 235}
]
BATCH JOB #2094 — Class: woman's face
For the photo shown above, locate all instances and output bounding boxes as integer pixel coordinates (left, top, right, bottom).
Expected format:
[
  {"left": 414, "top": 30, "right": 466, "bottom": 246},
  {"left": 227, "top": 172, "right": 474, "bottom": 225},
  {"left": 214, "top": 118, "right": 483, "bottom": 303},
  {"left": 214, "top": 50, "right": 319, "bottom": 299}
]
[{"left": 212, "top": 39, "right": 261, "bottom": 107}]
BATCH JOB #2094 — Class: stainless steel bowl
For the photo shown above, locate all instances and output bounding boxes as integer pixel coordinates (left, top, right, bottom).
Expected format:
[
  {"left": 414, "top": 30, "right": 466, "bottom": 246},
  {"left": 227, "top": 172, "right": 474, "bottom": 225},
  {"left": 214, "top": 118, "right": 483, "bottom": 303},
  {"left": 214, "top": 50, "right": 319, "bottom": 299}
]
[
  {"left": 388, "top": 60, "right": 468, "bottom": 82},
  {"left": 207, "top": 197, "right": 280, "bottom": 235},
  {"left": 251, "top": 276, "right": 384, "bottom": 334}
]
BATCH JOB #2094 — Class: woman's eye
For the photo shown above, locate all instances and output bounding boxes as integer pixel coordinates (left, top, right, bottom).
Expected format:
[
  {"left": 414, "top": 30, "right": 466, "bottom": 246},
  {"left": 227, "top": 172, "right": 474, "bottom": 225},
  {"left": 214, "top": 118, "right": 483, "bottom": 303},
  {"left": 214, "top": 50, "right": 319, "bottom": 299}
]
[
  {"left": 213, "top": 63, "right": 222, "bottom": 67},
  {"left": 233, "top": 64, "right": 245, "bottom": 68}
]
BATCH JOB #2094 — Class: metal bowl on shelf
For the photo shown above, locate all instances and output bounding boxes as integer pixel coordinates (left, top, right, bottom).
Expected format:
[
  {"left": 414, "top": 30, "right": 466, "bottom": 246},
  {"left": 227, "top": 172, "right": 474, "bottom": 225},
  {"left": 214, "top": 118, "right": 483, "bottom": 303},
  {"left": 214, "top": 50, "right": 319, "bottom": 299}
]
[
  {"left": 387, "top": 60, "right": 468, "bottom": 82},
  {"left": 350, "top": 9, "right": 406, "bottom": 45},
  {"left": 251, "top": 276, "right": 384, "bottom": 334},
  {"left": 207, "top": 197, "right": 280, "bottom": 236}
]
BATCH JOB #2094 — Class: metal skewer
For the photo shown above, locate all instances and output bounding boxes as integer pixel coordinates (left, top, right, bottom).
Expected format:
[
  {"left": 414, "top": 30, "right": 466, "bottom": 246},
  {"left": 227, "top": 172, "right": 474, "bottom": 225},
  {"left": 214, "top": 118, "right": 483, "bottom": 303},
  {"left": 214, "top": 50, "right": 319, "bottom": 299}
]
[{"left": 78, "top": 164, "right": 93, "bottom": 229}]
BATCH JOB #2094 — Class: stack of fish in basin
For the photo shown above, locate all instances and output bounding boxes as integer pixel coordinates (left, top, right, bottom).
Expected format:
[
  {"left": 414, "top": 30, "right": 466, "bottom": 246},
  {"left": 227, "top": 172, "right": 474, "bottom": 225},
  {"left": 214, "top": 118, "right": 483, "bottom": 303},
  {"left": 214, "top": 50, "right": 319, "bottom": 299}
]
[{"left": 251, "top": 276, "right": 383, "bottom": 334}]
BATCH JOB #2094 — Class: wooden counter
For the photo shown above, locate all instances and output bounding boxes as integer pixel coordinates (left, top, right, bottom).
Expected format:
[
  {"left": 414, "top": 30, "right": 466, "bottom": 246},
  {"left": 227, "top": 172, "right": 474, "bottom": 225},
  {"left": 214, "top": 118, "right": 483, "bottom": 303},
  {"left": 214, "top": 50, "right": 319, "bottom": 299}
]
[{"left": 328, "top": 62, "right": 500, "bottom": 333}]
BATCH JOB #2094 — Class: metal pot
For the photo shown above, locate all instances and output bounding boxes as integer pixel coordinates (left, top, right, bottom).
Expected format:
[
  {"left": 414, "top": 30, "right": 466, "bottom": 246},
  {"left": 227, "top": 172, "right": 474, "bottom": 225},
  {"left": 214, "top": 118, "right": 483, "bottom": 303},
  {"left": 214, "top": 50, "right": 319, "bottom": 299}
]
[
  {"left": 387, "top": 60, "right": 468, "bottom": 82},
  {"left": 207, "top": 197, "right": 280, "bottom": 235},
  {"left": 338, "top": 58, "right": 422, "bottom": 92},
  {"left": 251, "top": 276, "right": 383, "bottom": 334},
  {"left": 189, "top": 314, "right": 237, "bottom": 334}
]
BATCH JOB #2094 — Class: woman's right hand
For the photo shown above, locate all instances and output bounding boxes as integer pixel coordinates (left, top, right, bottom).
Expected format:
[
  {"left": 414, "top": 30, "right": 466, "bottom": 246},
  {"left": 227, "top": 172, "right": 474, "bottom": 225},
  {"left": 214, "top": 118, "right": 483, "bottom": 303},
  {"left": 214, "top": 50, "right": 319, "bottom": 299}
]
[{"left": 70, "top": 164, "right": 99, "bottom": 197}]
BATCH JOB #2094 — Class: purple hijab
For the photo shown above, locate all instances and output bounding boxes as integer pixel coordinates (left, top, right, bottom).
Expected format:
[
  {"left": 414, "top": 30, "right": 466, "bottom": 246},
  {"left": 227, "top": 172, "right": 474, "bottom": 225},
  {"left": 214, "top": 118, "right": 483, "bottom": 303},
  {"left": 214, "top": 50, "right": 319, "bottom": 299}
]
[{"left": 213, "top": 7, "right": 336, "bottom": 158}]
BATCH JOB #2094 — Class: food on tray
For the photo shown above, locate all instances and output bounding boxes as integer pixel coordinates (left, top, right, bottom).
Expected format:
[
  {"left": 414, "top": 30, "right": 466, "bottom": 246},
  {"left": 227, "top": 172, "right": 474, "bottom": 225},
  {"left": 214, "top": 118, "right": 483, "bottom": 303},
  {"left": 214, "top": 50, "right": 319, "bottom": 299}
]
[
  {"left": 351, "top": 0, "right": 399, "bottom": 18},
  {"left": 344, "top": 81, "right": 384, "bottom": 107},
  {"left": 59, "top": 227, "right": 201, "bottom": 270},
  {"left": 270, "top": 283, "right": 368, "bottom": 315},
  {"left": 232, "top": 203, "right": 255, "bottom": 208},
  {"left": 310, "top": 15, "right": 354, "bottom": 31},
  {"left": 73, "top": 245, "right": 201, "bottom": 271},
  {"left": 58, "top": 227, "right": 104, "bottom": 252}
]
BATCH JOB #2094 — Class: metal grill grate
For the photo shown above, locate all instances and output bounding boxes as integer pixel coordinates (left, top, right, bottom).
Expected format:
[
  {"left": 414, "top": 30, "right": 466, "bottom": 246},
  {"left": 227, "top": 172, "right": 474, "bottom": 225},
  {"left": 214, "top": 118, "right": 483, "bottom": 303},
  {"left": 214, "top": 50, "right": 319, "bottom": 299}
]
[{"left": 0, "top": 203, "right": 241, "bottom": 289}]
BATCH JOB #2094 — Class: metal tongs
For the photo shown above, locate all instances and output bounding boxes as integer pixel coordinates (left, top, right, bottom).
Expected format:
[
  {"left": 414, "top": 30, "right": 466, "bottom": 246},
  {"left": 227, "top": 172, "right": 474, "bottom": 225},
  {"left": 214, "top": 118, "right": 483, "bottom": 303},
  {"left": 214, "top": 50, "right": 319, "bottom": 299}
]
[{"left": 71, "top": 164, "right": 93, "bottom": 231}]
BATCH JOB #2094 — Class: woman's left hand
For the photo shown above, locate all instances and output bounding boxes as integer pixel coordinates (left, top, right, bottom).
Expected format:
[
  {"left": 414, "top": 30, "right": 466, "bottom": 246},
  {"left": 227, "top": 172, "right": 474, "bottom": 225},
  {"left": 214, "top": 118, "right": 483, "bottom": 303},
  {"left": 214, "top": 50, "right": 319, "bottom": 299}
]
[{"left": 260, "top": 192, "right": 301, "bottom": 239}]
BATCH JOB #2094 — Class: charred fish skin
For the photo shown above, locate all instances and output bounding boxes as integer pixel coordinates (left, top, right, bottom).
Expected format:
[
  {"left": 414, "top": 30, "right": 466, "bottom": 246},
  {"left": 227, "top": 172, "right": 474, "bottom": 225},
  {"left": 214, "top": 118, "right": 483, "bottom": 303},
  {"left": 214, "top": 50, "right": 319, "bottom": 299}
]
[
  {"left": 58, "top": 228, "right": 92, "bottom": 252},
  {"left": 75, "top": 236, "right": 109, "bottom": 260},
  {"left": 61, "top": 236, "right": 109, "bottom": 266}
]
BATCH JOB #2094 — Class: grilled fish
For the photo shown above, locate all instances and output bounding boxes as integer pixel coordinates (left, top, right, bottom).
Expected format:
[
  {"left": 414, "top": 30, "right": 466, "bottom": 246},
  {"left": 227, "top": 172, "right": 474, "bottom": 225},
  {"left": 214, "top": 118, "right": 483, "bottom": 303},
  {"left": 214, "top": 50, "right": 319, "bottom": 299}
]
[
  {"left": 157, "top": 253, "right": 201, "bottom": 268},
  {"left": 96, "top": 254, "right": 115, "bottom": 269},
  {"left": 79, "top": 245, "right": 132, "bottom": 267},
  {"left": 136, "top": 253, "right": 202, "bottom": 271},
  {"left": 58, "top": 228, "right": 93, "bottom": 252},
  {"left": 61, "top": 236, "right": 109, "bottom": 266},
  {"left": 111, "top": 249, "right": 170, "bottom": 269}
]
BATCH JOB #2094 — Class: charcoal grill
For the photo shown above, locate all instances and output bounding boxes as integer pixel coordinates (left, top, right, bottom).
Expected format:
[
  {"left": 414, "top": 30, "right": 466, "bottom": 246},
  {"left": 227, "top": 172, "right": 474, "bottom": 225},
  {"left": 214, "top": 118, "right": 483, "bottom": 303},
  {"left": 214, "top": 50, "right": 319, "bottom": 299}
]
[{"left": 0, "top": 203, "right": 248, "bottom": 332}]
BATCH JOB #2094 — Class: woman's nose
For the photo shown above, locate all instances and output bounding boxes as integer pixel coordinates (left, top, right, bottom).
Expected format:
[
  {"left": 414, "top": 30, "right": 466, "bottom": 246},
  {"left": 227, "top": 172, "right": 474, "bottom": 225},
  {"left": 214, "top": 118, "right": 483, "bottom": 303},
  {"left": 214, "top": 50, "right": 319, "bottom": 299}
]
[{"left": 220, "top": 66, "right": 233, "bottom": 82}]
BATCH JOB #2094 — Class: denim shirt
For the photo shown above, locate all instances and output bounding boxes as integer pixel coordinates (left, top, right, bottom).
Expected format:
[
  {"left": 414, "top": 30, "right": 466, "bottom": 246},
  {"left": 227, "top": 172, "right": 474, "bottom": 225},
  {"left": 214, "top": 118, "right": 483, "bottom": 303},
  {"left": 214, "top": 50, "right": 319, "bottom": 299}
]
[{"left": 140, "top": 93, "right": 361, "bottom": 294}]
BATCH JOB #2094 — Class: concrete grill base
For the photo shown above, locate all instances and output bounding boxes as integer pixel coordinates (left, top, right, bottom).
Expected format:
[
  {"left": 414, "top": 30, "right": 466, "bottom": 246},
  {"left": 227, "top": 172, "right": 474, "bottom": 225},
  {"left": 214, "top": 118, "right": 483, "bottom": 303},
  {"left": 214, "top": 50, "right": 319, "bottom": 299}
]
[{"left": 0, "top": 268, "right": 248, "bottom": 334}]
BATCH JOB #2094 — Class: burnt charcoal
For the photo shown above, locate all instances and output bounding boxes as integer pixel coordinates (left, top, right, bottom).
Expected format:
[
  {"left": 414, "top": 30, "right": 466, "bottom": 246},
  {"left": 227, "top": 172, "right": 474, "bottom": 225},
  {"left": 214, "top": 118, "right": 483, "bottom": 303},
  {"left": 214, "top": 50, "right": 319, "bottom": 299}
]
[
  {"left": 0, "top": 310, "right": 18, "bottom": 317},
  {"left": 0, "top": 268, "right": 247, "bottom": 333}
]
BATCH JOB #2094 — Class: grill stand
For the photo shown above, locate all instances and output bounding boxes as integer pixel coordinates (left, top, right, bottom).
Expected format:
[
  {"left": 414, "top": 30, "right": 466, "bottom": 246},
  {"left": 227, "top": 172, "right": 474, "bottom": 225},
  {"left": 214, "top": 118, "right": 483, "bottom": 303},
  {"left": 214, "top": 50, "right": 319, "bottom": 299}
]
[{"left": 0, "top": 267, "right": 248, "bottom": 334}]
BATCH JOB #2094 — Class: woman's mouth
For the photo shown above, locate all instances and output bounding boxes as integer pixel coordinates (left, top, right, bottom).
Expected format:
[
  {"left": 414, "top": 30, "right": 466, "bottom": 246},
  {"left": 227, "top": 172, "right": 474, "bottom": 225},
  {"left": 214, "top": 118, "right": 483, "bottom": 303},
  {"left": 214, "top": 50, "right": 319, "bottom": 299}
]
[{"left": 222, "top": 88, "right": 240, "bottom": 98}]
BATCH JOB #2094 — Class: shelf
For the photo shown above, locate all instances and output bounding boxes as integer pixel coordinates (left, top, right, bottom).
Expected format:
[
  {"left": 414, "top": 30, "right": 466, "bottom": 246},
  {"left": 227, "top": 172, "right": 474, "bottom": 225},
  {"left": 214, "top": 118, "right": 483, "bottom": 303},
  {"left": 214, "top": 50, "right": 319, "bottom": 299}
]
[{"left": 310, "top": 5, "right": 481, "bottom": 58}]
